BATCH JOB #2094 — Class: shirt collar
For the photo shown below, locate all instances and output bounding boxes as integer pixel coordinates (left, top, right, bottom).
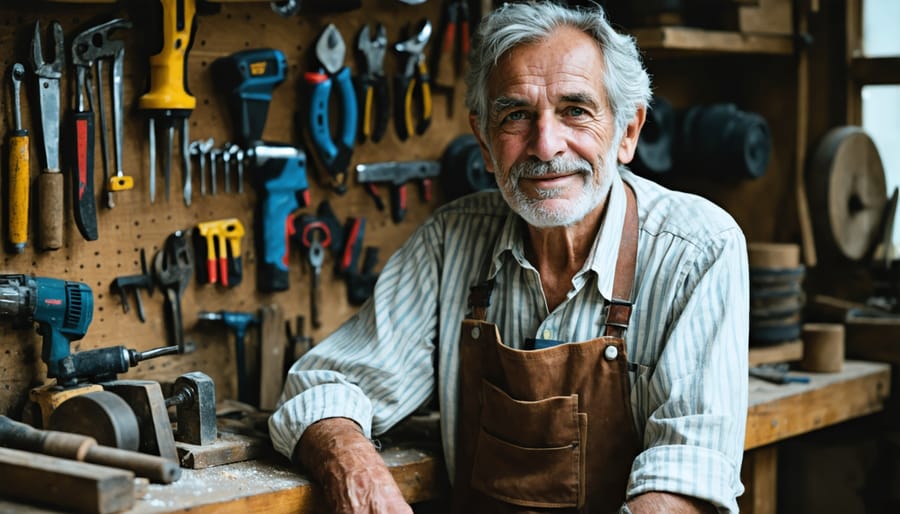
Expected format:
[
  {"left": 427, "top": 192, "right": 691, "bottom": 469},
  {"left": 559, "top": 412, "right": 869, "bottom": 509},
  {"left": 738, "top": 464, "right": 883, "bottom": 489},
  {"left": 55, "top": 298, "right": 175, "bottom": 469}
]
[{"left": 486, "top": 172, "right": 628, "bottom": 301}]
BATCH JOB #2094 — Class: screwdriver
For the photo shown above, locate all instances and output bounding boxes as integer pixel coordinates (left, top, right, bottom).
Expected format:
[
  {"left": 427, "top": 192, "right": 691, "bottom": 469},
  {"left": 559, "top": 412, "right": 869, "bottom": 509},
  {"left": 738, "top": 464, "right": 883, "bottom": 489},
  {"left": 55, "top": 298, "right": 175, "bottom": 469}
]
[
  {"left": 138, "top": 0, "right": 197, "bottom": 205},
  {"left": 8, "top": 63, "right": 29, "bottom": 253}
]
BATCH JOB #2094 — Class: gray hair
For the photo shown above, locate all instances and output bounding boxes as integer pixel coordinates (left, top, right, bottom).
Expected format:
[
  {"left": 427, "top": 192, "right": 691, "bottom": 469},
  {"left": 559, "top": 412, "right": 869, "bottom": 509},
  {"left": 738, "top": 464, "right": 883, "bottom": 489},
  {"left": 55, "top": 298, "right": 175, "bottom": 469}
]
[{"left": 465, "top": 1, "right": 652, "bottom": 139}]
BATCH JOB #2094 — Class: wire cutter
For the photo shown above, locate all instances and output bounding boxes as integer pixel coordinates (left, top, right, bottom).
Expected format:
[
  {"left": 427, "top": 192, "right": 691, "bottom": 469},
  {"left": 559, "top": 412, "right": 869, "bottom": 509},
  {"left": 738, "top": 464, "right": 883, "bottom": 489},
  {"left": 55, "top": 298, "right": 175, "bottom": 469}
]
[
  {"left": 356, "top": 24, "right": 389, "bottom": 144},
  {"left": 394, "top": 19, "right": 433, "bottom": 141},
  {"left": 304, "top": 24, "right": 358, "bottom": 194}
]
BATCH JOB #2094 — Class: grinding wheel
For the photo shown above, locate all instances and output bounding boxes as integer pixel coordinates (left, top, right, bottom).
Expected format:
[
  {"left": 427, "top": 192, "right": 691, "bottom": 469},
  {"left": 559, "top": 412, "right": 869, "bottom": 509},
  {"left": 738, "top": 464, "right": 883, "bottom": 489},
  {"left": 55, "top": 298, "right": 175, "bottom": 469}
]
[
  {"left": 807, "top": 126, "right": 888, "bottom": 261},
  {"left": 48, "top": 390, "right": 141, "bottom": 451}
]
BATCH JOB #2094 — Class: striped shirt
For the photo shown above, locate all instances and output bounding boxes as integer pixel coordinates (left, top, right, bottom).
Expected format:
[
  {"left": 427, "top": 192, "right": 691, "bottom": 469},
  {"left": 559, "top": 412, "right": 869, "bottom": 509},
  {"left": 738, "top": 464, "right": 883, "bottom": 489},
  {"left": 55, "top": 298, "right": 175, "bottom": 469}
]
[{"left": 270, "top": 168, "right": 749, "bottom": 512}]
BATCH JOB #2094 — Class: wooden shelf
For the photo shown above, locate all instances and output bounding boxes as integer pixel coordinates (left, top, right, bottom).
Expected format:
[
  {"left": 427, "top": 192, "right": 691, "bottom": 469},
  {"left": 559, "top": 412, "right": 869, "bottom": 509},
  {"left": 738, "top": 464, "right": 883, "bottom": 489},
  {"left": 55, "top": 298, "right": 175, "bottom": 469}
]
[{"left": 632, "top": 26, "right": 795, "bottom": 55}]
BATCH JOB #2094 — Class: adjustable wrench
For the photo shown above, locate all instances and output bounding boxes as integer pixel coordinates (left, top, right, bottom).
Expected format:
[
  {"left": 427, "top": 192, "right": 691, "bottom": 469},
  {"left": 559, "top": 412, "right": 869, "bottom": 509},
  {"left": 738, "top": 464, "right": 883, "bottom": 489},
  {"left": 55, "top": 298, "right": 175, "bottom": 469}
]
[
  {"left": 30, "top": 21, "right": 65, "bottom": 250},
  {"left": 153, "top": 231, "right": 194, "bottom": 354}
]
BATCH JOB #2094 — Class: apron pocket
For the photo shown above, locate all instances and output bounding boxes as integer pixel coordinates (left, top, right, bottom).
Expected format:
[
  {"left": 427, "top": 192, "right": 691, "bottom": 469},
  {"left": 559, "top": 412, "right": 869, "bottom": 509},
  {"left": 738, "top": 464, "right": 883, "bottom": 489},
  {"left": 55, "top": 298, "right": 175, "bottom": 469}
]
[
  {"left": 480, "top": 379, "right": 579, "bottom": 447},
  {"left": 471, "top": 380, "right": 585, "bottom": 508},
  {"left": 471, "top": 429, "right": 581, "bottom": 508}
]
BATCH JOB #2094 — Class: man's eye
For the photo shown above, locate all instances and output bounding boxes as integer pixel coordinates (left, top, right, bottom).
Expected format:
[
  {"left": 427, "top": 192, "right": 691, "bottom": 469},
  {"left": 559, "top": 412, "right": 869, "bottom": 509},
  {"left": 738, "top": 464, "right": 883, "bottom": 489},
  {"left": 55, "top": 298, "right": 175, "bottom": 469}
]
[
  {"left": 566, "top": 106, "right": 587, "bottom": 117},
  {"left": 504, "top": 111, "right": 527, "bottom": 122}
]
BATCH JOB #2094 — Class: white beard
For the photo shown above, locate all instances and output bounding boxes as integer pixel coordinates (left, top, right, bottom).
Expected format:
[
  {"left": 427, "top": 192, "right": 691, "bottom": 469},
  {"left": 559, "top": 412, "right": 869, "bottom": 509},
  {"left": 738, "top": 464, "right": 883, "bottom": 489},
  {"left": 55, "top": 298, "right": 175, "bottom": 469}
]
[{"left": 494, "top": 147, "right": 619, "bottom": 228}]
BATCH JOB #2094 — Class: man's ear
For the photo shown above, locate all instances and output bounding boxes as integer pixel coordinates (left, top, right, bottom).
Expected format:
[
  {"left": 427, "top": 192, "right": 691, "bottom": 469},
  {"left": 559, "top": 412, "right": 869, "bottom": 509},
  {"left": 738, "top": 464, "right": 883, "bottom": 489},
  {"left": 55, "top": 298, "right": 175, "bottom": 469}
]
[
  {"left": 617, "top": 105, "right": 647, "bottom": 164},
  {"left": 468, "top": 114, "right": 495, "bottom": 173}
]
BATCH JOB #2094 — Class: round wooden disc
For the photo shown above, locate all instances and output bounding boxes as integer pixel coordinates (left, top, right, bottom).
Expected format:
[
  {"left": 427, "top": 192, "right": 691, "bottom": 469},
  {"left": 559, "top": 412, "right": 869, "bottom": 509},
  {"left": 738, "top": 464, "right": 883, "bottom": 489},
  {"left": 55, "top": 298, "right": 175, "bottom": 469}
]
[
  {"left": 48, "top": 390, "right": 141, "bottom": 451},
  {"left": 808, "top": 126, "right": 887, "bottom": 261}
]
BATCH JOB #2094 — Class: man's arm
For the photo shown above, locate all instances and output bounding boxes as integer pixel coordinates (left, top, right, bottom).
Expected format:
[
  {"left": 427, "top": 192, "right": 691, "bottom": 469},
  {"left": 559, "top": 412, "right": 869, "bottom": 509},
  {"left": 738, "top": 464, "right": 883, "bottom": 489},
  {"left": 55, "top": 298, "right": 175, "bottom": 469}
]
[
  {"left": 295, "top": 417, "right": 413, "bottom": 513},
  {"left": 626, "top": 492, "right": 717, "bottom": 513}
]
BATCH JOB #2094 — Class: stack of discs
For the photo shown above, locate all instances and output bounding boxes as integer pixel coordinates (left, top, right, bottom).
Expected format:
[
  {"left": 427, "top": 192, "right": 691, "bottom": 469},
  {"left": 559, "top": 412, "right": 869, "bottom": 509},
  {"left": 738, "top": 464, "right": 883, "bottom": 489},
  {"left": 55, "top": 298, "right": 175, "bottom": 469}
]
[{"left": 748, "top": 243, "right": 806, "bottom": 345}]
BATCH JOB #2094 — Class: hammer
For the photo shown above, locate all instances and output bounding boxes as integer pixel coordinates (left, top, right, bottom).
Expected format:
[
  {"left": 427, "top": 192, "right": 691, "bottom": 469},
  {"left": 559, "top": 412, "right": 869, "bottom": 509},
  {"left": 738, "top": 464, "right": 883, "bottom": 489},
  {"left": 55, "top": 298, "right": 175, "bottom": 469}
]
[{"left": 198, "top": 310, "right": 259, "bottom": 406}]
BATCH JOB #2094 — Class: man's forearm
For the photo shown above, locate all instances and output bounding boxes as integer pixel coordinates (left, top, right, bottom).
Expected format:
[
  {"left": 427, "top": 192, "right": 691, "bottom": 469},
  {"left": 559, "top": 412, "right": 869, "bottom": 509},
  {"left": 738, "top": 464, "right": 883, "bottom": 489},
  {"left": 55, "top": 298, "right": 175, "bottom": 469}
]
[
  {"left": 294, "top": 417, "right": 412, "bottom": 513},
  {"left": 626, "top": 492, "right": 717, "bottom": 514}
]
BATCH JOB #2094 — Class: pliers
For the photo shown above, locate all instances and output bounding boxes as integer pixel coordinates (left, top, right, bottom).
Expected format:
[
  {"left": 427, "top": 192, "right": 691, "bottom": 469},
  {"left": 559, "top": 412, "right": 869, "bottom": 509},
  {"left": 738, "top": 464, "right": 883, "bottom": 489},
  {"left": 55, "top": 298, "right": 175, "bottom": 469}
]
[
  {"left": 304, "top": 24, "right": 358, "bottom": 194},
  {"left": 356, "top": 24, "right": 389, "bottom": 144},
  {"left": 394, "top": 19, "right": 433, "bottom": 141},
  {"left": 433, "top": 0, "right": 471, "bottom": 88}
]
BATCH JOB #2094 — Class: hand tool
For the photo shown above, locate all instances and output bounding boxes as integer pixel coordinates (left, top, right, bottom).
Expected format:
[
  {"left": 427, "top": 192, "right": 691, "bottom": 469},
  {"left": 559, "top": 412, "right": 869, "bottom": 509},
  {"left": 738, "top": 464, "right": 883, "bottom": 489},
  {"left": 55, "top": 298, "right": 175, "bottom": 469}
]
[
  {"left": 294, "top": 218, "right": 332, "bottom": 329},
  {"left": 0, "top": 415, "right": 181, "bottom": 484},
  {"left": 339, "top": 216, "right": 380, "bottom": 305},
  {"left": 284, "top": 315, "right": 313, "bottom": 376},
  {"left": 209, "top": 146, "right": 222, "bottom": 195},
  {"left": 212, "top": 49, "right": 310, "bottom": 292},
  {"left": 356, "top": 24, "right": 389, "bottom": 143},
  {"left": 71, "top": 18, "right": 133, "bottom": 210},
  {"left": 234, "top": 146, "right": 246, "bottom": 193},
  {"left": 226, "top": 143, "right": 242, "bottom": 192},
  {"left": 8, "top": 63, "right": 30, "bottom": 253},
  {"left": 194, "top": 218, "right": 245, "bottom": 287},
  {"left": 355, "top": 160, "right": 441, "bottom": 222},
  {"left": 30, "top": 21, "right": 65, "bottom": 250},
  {"left": 165, "top": 371, "right": 217, "bottom": 445},
  {"left": 221, "top": 142, "right": 233, "bottom": 193},
  {"left": 394, "top": 19, "right": 433, "bottom": 141},
  {"left": 304, "top": 24, "right": 358, "bottom": 194},
  {"left": 69, "top": 19, "right": 132, "bottom": 239},
  {"left": 152, "top": 230, "right": 194, "bottom": 354},
  {"left": 432, "top": 0, "right": 471, "bottom": 89},
  {"left": 271, "top": 0, "right": 301, "bottom": 17},
  {"left": 198, "top": 310, "right": 259, "bottom": 406},
  {"left": 68, "top": 25, "right": 99, "bottom": 241},
  {"left": 110, "top": 248, "right": 154, "bottom": 321},
  {"left": 138, "top": 0, "right": 198, "bottom": 205}
]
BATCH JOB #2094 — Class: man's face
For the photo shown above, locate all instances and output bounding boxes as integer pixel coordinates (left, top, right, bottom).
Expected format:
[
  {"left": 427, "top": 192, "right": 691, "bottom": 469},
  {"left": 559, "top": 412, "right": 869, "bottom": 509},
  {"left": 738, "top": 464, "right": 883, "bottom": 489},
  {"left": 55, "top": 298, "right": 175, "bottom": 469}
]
[{"left": 472, "top": 27, "right": 620, "bottom": 228}]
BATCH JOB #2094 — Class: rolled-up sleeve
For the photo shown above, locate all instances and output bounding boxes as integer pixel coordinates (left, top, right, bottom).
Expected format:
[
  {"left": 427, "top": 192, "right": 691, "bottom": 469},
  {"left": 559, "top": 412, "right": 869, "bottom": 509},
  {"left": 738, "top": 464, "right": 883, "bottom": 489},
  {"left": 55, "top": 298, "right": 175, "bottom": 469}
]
[
  {"left": 269, "top": 221, "right": 444, "bottom": 461},
  {"left": 627, "top": 226, "right": 749, "bottom": 513}
]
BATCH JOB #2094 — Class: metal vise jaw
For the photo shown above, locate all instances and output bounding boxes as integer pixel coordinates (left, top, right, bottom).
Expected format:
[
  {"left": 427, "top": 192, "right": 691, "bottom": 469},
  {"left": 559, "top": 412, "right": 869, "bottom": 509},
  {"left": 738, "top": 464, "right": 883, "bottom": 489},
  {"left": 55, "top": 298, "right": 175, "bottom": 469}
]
[{"left": 167, "top": 371, "right": 217, "bottom": 446}]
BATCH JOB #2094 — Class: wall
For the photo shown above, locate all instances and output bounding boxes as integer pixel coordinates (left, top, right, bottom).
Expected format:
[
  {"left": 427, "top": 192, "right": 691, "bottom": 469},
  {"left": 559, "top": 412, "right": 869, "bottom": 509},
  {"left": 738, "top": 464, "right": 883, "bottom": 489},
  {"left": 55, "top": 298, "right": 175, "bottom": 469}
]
[{"left": 0, "top": 0, "right": 471, "bottom": 416}]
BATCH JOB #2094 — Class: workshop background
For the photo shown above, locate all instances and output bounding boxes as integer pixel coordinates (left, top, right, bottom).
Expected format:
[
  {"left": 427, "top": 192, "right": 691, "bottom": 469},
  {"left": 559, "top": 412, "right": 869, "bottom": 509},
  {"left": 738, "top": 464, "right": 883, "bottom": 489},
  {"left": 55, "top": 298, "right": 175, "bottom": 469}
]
[{"left": 0, "top": 0, "right": 899, "bottom": 513}]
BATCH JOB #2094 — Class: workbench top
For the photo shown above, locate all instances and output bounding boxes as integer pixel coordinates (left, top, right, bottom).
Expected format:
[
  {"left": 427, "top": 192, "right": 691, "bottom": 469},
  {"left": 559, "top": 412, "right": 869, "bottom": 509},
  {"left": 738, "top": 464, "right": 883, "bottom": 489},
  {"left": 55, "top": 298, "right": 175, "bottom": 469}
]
[{"left": 0, "top": 360, "right": 890, "bottom": 514}]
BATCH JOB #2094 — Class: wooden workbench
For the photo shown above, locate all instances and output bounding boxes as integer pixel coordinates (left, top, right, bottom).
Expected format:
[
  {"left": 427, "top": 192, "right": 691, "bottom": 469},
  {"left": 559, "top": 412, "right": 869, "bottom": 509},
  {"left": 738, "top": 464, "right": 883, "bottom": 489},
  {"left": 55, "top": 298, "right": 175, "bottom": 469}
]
[{"left": 0, "top": 360, "right": 890, "bottom": 514}]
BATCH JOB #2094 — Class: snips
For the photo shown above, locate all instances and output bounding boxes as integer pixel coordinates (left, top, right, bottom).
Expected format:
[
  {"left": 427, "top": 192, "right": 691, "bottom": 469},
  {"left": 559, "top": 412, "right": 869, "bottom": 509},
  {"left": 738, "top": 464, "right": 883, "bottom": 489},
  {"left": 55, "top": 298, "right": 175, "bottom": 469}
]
[
  {"left": 304, "top": 24, "right": 358, "bottom": 194},
  {"left": 394, "top": 19, "right": 433, "bottom": 141},
  {"left": 356, "top": 24, "right": 389, "bottom": 144}
]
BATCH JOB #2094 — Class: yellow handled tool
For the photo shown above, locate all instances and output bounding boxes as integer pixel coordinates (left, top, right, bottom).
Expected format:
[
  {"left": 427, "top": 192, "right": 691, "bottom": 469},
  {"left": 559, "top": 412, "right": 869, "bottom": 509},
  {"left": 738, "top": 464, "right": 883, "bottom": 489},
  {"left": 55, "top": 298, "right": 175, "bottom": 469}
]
[
  {"left": 8, "top": 64, "right": 29, "bottom": 253},
  {"left": 195, "top": 218, "right": 245, "bottom": 287},
  {"left": 138, "top": 0, "right": 197, "bottom": 205}
]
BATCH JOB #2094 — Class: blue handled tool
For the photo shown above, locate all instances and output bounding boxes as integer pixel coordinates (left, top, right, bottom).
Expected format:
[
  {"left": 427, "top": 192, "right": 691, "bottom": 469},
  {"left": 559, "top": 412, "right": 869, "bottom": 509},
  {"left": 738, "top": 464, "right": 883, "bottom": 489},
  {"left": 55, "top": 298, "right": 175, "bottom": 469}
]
[
  {"left": 304, "top": 24, "right": 358, "bottom": 194},
  {"left": 212, "top": 48, "right": 287, "bottom": 146}
]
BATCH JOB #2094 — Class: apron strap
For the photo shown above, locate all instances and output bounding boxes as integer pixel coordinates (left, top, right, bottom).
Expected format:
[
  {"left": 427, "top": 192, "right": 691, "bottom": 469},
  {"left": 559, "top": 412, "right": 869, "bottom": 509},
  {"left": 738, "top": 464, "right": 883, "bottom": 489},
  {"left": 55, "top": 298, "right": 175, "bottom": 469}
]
[{"left": 603, "top": 183, "right": 639, "bottom": 338}]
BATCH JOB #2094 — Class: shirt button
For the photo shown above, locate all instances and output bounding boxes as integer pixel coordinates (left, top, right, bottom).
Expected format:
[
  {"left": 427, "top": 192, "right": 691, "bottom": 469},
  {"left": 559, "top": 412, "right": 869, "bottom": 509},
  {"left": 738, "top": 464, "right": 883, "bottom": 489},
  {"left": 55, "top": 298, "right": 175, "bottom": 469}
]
[
  {"left": 542, "top": 329, "right": 551, "bottom": 339},
  {"left": 604, "top": 345, "right": 618, "bottom": 361}
]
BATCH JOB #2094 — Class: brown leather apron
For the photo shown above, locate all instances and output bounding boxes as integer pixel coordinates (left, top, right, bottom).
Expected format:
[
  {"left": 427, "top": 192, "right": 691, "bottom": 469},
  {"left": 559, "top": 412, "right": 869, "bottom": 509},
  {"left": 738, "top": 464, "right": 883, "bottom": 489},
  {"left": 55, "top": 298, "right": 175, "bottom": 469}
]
[{"left": 452, "top": 185, "right": 640, "bottom": 514}]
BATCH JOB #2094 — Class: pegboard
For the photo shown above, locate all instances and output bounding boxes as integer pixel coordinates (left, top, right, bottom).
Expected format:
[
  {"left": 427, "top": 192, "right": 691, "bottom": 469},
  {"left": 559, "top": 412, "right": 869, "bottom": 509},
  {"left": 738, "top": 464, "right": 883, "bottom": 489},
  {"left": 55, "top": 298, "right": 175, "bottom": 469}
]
[{"left": 0, "top": 0, "right": 473, "bottom": 416}]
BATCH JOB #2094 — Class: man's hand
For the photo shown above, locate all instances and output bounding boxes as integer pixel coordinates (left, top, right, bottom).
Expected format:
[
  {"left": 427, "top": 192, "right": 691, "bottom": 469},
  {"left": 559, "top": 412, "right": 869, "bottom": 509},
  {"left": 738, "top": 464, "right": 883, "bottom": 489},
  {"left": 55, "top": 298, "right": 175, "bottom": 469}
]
[
  {"left": 295, "top": 417, "right": 413, "bottom": 514},
  {"left": 627, "top": 492, "right": 717, "bottom": 513}
]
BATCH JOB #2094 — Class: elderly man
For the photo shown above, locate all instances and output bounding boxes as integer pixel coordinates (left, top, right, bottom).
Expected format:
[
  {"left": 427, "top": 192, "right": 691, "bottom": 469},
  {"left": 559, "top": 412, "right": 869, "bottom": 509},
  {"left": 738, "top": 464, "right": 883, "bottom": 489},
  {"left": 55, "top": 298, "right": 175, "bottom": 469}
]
[{"left": 270, "top": 2, "right": 749, "bottom": 513}]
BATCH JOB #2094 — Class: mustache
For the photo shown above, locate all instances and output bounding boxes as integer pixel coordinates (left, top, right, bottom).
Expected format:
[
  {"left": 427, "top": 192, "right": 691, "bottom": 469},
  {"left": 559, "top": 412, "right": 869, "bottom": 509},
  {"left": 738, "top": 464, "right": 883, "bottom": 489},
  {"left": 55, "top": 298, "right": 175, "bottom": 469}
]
[{"left": 510, "top": 156, "right": 594, "bottom": 179}]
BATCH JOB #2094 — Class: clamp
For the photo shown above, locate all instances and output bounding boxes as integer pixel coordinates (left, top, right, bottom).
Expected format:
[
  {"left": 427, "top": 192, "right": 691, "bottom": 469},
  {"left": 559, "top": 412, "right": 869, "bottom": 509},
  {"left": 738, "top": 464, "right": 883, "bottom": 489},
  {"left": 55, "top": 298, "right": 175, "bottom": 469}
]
[
  {"left": 304, "top": 24, "right": 358, "bottom": 194},
  {"left": 194, "top": 218, "right": 245, "bottom": 287}
]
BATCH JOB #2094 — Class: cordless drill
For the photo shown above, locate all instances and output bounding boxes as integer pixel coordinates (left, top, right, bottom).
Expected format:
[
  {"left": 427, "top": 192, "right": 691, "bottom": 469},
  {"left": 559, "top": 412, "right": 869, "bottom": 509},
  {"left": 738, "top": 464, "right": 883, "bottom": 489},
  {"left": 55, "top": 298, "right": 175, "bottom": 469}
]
[
  {"left": 212, "top": 48, "right": 310, "bottom": 292},
  {"left": 0, "top": 274, "right": 180, "bottom": 387},
  {"left": 0, "top": 275, "right": 92, "bottom": 381}
]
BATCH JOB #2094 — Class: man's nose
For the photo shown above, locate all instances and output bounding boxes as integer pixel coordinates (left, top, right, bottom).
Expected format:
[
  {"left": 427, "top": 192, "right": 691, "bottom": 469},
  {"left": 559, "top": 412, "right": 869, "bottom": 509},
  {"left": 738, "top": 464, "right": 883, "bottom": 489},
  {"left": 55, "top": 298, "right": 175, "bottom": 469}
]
[{"left": 528, "top": 115, "right": 567, "bottom": 162}]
